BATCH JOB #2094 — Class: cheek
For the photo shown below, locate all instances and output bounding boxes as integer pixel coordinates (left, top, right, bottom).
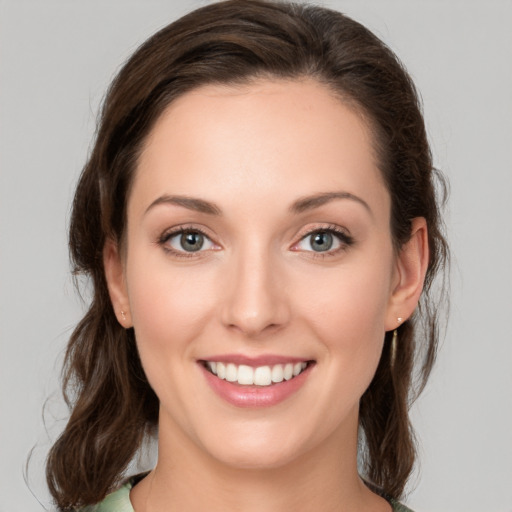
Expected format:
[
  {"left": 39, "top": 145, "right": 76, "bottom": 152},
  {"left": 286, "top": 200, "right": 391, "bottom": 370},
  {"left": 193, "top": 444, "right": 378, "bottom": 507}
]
[
  {"left": 301, "top": 261, "right": 391, "bottom": 329},
  {"left": 295, "top": 255, "right": 393, "bottom": 375},
  {"left": 126, "top": 258, "right": 216, "bottom": 360}
]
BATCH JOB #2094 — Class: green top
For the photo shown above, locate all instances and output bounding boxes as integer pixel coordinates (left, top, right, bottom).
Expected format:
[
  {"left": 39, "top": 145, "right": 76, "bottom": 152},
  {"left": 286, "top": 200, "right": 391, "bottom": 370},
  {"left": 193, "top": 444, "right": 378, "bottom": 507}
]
[{"left": 83, "top": 476, "right": 414, "bottom": 512}]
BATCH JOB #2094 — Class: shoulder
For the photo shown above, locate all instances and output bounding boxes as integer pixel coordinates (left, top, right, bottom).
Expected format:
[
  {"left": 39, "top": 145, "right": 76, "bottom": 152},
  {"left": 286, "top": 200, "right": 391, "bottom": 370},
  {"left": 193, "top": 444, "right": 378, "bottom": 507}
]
[
  {"left": 389, "top": 498, "right": 415, "bottom": 512},
  {"left": 80, "top": 478, "right": 135, "bottom": 512}
]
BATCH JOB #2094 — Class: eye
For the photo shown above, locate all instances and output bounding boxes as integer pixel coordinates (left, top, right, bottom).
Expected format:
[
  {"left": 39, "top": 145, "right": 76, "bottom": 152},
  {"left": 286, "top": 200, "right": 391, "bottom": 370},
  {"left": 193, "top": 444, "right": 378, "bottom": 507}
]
[
  {"left": 160, "top": 228, "right": 216, "bottom": 255},
  {"left": 297, "top": 230, "right": 340, "bottom": 252},
  {"left": 292, "top": 227, "right": 353, "bottom": 255}
]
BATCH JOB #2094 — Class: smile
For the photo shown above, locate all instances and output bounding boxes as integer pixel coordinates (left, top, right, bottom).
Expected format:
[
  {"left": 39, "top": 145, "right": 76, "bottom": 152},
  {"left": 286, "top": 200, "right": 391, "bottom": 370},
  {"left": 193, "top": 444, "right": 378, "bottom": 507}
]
[{"left": 204, "top": 361, "right": 309, "bottom": 386}]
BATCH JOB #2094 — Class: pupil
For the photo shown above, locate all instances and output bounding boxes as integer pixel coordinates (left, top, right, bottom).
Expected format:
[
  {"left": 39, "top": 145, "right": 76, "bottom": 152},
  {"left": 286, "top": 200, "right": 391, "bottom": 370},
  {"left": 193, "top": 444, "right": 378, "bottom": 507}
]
[
  {"left": 311, "top": 232, "right": 332, "bottom": 252},
  {"left": 181, "top": 232, "right": 204, "bottom": 252}
]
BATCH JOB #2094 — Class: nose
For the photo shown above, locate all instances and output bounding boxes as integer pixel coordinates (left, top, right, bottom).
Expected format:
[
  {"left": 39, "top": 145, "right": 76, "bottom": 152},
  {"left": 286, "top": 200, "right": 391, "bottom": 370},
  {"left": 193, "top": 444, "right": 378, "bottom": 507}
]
[{"left": 220, "top": 245, "right": 290, "bottom": 338}]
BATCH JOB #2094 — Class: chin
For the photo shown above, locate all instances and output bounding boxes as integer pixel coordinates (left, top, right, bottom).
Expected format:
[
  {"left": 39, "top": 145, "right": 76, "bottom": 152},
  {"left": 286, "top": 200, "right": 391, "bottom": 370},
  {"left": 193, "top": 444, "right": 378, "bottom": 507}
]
[
  {"left": 212, "top": 445, "right": 301, "bottom": 471},
  {"left": 200, "top": 427, "right": 308, "bottom": 471}
]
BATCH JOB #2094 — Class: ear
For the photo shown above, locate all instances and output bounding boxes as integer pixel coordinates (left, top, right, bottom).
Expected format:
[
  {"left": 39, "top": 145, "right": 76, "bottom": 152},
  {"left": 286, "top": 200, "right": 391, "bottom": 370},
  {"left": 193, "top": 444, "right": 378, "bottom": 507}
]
[
  {"left": 385, "top": 217, "right": 429, "bottom": 331},
  {"left": 103, "top": 238, "right": 132, "bottom": 328}
]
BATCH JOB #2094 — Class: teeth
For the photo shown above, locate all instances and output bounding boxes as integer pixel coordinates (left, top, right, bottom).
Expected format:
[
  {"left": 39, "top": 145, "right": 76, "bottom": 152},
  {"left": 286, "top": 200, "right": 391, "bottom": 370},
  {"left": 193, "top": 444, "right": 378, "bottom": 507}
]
[
  {"left": 271, "top": 364, "right": 284, "bottom": 383},
  {"left": 206, "top": 360, "right": 309, "bottom": 386},
  {"left": 238, "top": 365, "right": 254, "bottom": 385},
  {"left": 225, "top": 363, "right": 237, "bottom": 382},
  {"left": 254, "top": 366, "right": 272, "bottom": 386},
  {"left": 216, "top": 362, "right": 226, "bottom": 379}
]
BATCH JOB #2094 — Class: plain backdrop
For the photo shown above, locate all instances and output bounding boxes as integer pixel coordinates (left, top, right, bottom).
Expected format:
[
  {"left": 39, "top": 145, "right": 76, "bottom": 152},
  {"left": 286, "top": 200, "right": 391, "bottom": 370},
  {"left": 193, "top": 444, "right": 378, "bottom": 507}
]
[{"left": 1, "top": 1, "right": 511, "bottom": 511}]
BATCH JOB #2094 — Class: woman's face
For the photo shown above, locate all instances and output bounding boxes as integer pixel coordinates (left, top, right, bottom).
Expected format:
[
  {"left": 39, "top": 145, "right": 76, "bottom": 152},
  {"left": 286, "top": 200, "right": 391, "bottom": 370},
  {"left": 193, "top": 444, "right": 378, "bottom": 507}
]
[{"left": 109, "top": 78, "right": 410, "bottom": 469}]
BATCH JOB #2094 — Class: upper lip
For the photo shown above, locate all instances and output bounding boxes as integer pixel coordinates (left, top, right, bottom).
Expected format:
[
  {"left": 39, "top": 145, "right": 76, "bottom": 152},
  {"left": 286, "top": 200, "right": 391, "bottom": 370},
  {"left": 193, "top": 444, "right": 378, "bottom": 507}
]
[{"left": 198, "top": 354, "right": 313, "bottom": 367}]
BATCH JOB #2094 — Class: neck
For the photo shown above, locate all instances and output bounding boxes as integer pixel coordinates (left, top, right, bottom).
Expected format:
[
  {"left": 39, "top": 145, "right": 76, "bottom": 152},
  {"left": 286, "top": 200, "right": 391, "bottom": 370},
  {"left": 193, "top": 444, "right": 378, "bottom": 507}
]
[{"left": 130, "top": 409, "right": 389, "bottom": 512}]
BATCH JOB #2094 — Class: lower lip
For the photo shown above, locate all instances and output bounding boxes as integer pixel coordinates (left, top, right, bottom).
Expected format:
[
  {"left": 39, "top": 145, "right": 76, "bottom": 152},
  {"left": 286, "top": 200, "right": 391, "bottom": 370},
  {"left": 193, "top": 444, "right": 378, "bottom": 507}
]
[{"left": 200, "top": 363, "right": 313, "bottom": 408}]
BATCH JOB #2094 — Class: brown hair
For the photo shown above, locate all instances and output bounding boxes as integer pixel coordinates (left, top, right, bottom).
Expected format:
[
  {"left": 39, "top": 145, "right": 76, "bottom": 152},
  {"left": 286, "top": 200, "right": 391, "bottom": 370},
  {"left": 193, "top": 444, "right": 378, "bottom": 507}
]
[{"left": 46, "top": 0, "right": 449, "bottom": 508}]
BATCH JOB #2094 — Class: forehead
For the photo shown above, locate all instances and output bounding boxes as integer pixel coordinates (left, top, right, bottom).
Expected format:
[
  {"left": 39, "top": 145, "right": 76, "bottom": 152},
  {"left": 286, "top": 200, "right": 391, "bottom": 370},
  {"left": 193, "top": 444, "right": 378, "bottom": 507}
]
[{"left": 132, "top": 78, "right": 388, "bottom": 218}]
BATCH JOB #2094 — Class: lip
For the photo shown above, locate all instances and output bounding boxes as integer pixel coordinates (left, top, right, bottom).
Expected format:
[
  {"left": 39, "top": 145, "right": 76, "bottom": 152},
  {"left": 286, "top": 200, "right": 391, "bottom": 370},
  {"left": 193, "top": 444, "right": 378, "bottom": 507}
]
[
  {"left": 199, "top": 356, "right": 315, "bottom": 408},
  {"left": 200, "top": 353, "right": 310, "bottom": 367}
]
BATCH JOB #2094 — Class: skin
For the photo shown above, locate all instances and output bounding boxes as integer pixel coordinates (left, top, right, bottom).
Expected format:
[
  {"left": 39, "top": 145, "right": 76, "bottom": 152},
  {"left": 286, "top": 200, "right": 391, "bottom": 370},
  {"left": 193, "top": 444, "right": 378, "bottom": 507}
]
[{"left": 104, "top": 78, "right": 429, "bottom": 512}]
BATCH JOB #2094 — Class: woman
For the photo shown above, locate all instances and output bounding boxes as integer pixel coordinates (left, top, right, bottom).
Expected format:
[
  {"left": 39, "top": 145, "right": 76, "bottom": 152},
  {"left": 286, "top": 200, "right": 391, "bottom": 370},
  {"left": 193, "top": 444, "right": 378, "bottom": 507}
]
[{"left": 46, "top": 1, "right": 448, "bottom": 510}]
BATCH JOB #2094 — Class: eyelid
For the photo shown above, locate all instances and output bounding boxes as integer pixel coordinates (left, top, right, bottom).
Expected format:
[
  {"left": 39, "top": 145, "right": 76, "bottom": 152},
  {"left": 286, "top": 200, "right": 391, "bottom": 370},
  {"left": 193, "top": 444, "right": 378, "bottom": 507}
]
[
  {"left": 290, "top": 223, "right": 354, "bottom": 256},
  {"left": 294, "top": 223, "right": 351, "bottom": 239},
  {"left": 158, "top": 224, "right": 220, "bottom": 257}
]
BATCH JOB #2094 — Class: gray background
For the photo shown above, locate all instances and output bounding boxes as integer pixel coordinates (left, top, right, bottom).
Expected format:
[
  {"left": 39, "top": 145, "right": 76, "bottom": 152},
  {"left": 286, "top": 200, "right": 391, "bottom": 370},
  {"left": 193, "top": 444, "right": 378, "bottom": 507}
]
[{"left": 1, "top": 1, "right": 511, "bottom": 511}]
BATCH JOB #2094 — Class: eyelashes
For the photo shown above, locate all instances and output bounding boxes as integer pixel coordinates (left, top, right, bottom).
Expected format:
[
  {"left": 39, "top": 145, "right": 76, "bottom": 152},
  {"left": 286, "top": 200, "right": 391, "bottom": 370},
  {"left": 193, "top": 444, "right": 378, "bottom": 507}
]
[
  {"left": 291, "top": 225, "right": 354, "bottom": 258},
  {"left": 157, "top": 224, "right": 354, "bottom": 259},
  {"left": 158, "top": 226, "right": 217, "bottom": 259}
]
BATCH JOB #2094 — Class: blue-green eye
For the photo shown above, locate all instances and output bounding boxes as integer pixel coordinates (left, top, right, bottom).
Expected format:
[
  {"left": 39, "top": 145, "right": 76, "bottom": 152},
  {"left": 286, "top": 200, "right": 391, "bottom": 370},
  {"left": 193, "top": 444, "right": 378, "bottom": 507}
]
[
  {"left": 295, "top": 228, "right": 352, "bottom": 254},
  {"left": 164, "top": 229, "right": 215, "bottom": 253},
  {"left": 309, "top": 231, "right": 335, "bottom": 252},
  {"left": 298, "top": 231, "right": 340, "bottom": 252}
]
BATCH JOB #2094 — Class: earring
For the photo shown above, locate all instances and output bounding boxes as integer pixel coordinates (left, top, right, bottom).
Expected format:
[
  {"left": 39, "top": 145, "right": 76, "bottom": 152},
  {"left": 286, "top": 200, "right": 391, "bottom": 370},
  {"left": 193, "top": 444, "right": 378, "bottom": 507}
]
[
  {"left": 390, "top": 317, "right": 403, "bottom": 368},
  {"left": 390, "top": 329, "right": 398, "bottom": 367},
  {"left": 121, "top": 310, "right": 127, "bottom": 321}
]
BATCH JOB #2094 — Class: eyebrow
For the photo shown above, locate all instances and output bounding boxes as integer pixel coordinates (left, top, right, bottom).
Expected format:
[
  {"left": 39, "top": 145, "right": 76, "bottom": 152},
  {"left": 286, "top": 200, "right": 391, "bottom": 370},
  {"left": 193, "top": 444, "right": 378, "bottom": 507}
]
[
  {"left": 144, "top": 195, "right": 221, "bottom": 216},
  {"left": 144, "top": 191, "right": 372, "bottom": 217},
  {"left": 290, "top": 191, "right": 372, "bottom": 216}
]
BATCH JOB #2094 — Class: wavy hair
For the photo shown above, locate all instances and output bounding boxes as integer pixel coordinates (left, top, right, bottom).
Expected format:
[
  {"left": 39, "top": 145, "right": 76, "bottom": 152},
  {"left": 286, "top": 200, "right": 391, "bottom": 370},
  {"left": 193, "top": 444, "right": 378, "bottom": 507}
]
[{"left": 46, "top": 1, "right": 449, "bottom": 509}]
